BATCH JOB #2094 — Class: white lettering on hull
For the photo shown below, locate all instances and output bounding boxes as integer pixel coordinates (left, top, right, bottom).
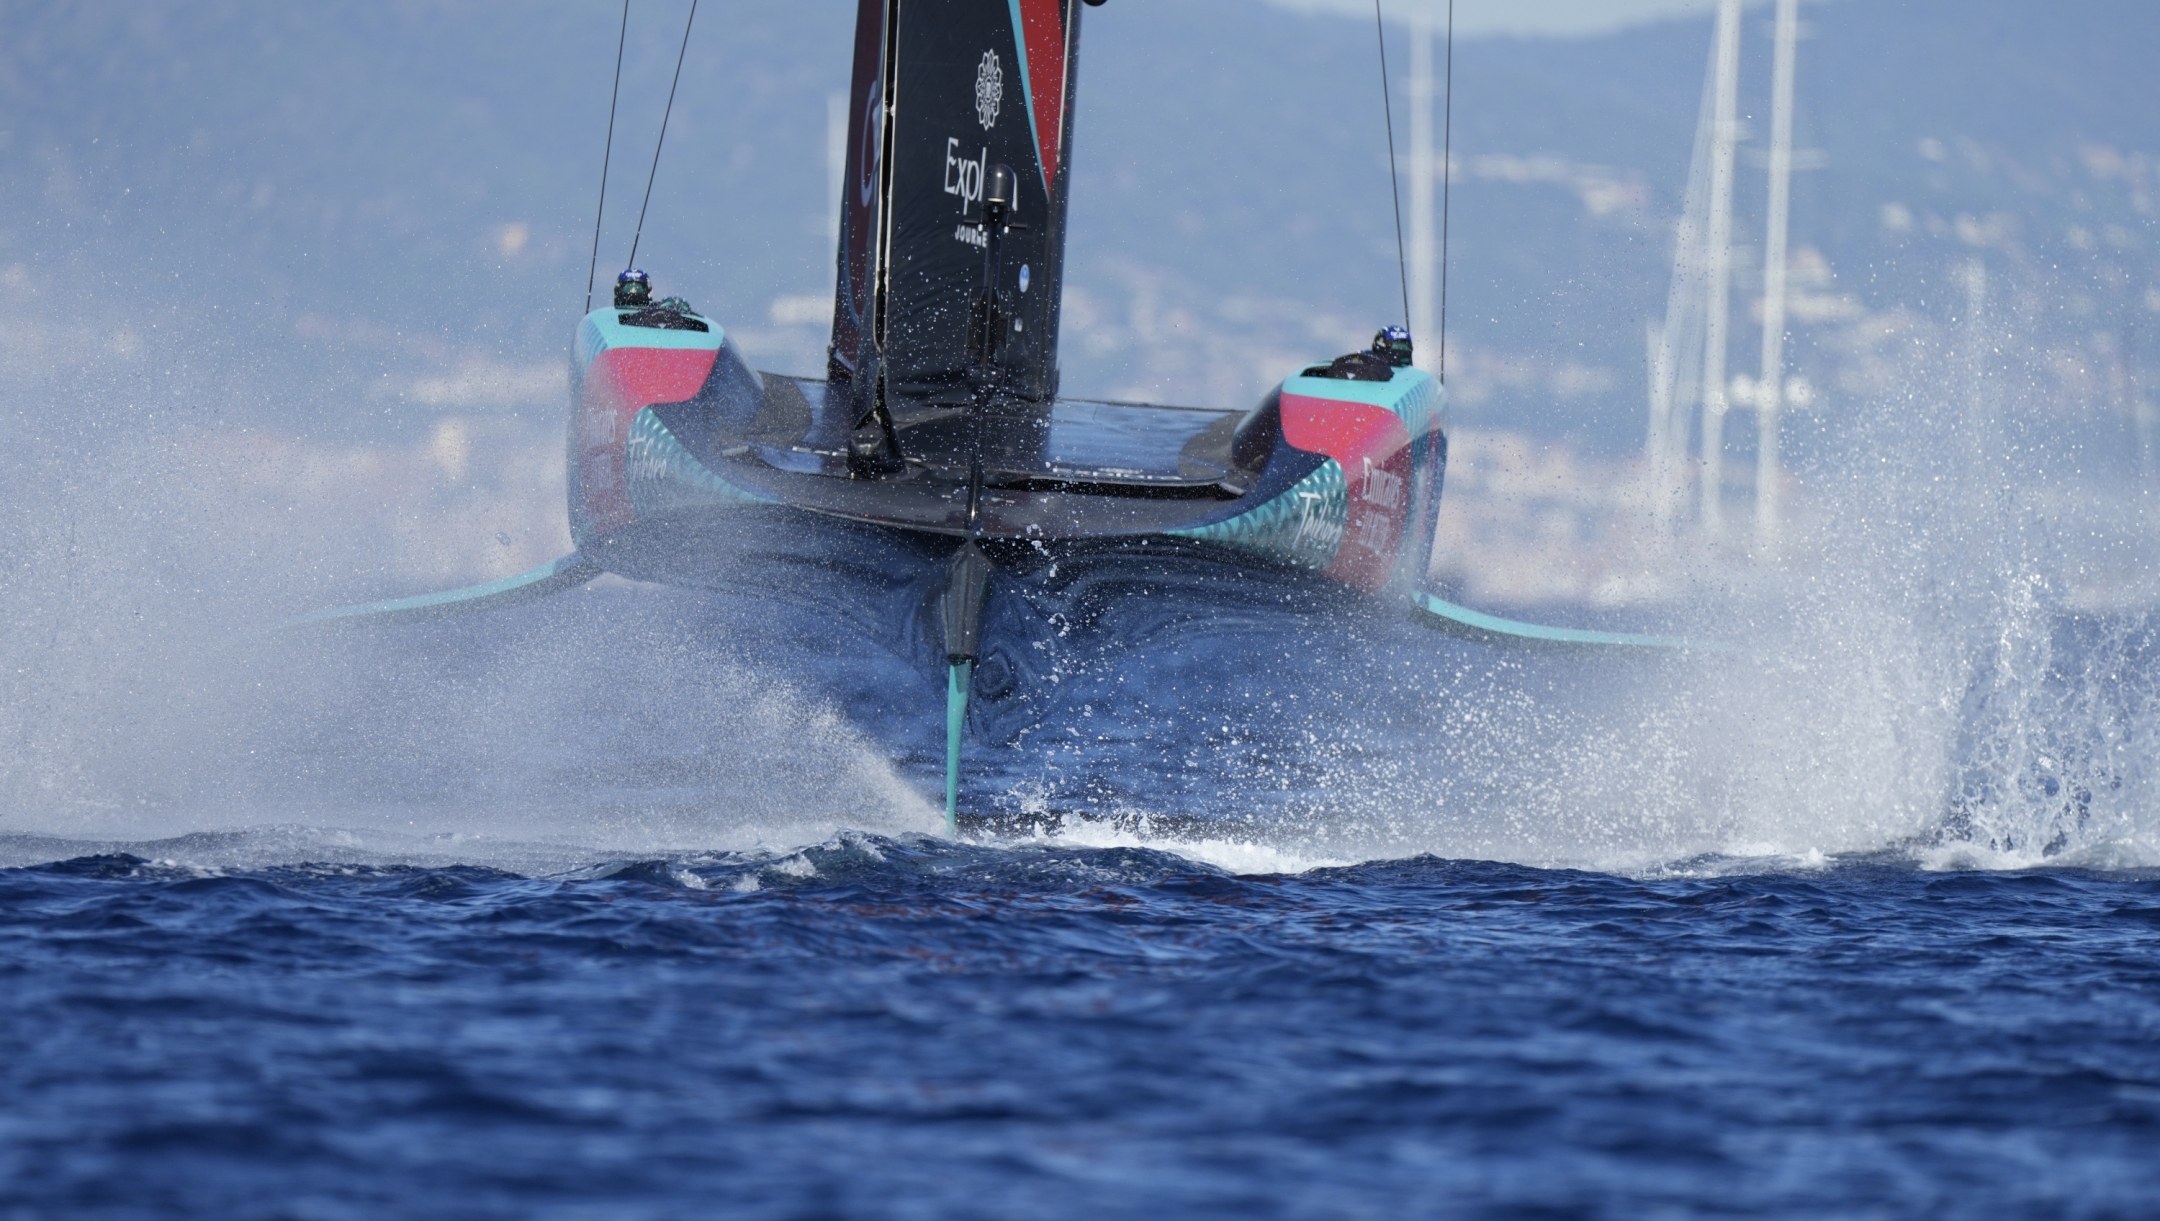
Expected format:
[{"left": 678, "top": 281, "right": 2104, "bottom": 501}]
[
  {"left": 1293, "top": 489, "right": 1343, "bottom": 560},
  {"left": 1360, "top": 458, "right": 1405, "bottom": 511},
  {"left": 1351, "top": 511, "right": 1393, "bottom": 555}
]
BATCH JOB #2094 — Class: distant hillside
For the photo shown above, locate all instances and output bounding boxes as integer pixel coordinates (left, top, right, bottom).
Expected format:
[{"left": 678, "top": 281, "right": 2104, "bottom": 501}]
[{"left": 0, "top": 0, "right": 2152, "bottom": 465}]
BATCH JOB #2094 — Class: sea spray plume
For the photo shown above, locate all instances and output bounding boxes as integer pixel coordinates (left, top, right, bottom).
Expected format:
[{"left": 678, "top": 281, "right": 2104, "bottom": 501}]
[
  {"left": 0, "top": 312, "right": 569, "bottom": 838},
  {"left": 1617, "top": 253, "right": 2160, "bottom": 871},
  {"left": 1262, "top": 256, "right": 2160, "bottom": 875},
  {"left": 11, "top": 277, "right": 2150, "bottom": 875},
  {"left": 247, "top": 581, "right": 943, "bottom": 859},
  {"left": 0, "top": 311, "right": 286, "bottom": 826},
  {"left": 4, "top": 562, "right": 945, "bottom": 864},
  {"left": 1941, "top": 609, "right": 2160, "bottom": 863},
  {"left": 1914, "top": 262, "right": 2160, "bottom": 863},
  {"left": 0, "top": 282, "right": 938, "bottom": 857}
]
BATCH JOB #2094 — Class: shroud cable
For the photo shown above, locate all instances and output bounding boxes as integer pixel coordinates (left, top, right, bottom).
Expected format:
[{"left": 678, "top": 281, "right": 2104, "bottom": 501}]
[
  {"left": 1374, "top": 0, "right": 1412, "bottom": 329},
  {"left": 584, "top": 0, "right": 630, "bottom": 314},
  {"left": 1439, "top": 0, "right": 1454, "bottom": 381},
  {"left": 626, "top": 0, "right": 698, "bottom": 272}
]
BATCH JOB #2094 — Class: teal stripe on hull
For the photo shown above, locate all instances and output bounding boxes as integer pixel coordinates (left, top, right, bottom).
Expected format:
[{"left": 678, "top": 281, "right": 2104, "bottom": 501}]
[
  {"left": 626, "top": 407, "right": 779, "bottom": 516},
  {"left": 1412, "top": 592, "right": 1722, "bottom": 652},
  {"left": 280, "top": 553, "right": 602, "bottom": 630},
  {"left": 1167, "top": 460, "right": 1346, "bottom": 571}
]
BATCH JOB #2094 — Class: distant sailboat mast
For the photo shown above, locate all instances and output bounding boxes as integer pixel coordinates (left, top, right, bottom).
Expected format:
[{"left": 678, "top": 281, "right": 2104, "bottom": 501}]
[
  {"left": 1645, "top": 17, "right": 1722, "bottom": 542},
  {"left": 1650, "top": 0, "right": 1809, "bottom": 551},
  {"left": 1408, "top": 15, "right": 1439, "bottom": 373},
  {"left": 1698, "top": 0, "right": 1742, "bottom": 534},
  {"left": 1754, "top": 0, "right": 1799, "bottom": 550}
]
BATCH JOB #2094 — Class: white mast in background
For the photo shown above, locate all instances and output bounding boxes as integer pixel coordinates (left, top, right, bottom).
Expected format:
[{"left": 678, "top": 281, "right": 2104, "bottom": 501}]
[
  {"left": 1408, "top": 17, "right": 1439, "bottom": 373},
  {"left": 1754, "top": 0, "right": 1798, "bottom": 551},
  {"left": 1698, "top": 0, "right": 1742, "bottom": 534},
  {"left": 1645, "top": 19, "right": 1722, "bottom": 542}
]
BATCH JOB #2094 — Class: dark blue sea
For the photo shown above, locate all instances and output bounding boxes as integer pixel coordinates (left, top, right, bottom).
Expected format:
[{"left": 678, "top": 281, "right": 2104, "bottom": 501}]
[
  {"left": 6, "top": 574, "right": 2160, "bottom": 1217},
  {"left": 5, "top": 842, "right": 2159, "bottom": 1218}
]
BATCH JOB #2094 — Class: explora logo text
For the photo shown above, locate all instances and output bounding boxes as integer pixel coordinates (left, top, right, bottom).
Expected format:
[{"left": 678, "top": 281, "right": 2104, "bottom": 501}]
[{"left": 944, "top": 138, "right": 989, "bottom": 211}]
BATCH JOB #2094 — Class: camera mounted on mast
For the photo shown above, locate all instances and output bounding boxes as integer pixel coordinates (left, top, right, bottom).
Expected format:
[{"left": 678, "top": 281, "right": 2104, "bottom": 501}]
[{"left": 966, "top": 162, "right": 1025, "bottom": 385}]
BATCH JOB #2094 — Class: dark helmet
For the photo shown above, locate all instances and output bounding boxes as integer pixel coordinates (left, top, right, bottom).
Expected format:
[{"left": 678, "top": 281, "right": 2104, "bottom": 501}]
[
  {"left": 615, "top": 268, "right": 652, "bottom": 308},
  {"left": 1373, "top": 325, "right": 1414, "bottom": 369}
]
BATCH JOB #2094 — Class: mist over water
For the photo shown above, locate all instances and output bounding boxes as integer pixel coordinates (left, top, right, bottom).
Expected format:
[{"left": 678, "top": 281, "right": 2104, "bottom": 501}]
[
  {"left": 5, "top": 277, "right": 2158, "bottom": 880},
  {"left": 0, "top": 13, "right": 2146, "bottom": 872}
]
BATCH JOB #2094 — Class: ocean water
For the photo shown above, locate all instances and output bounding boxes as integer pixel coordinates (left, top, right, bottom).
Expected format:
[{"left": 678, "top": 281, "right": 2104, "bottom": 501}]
[
  {"left": 3, "top": 837, "right": 2157, "bottom": 1218},
  {"left": 5, "top": 555, "right": 2160, "bottom": 1217}
]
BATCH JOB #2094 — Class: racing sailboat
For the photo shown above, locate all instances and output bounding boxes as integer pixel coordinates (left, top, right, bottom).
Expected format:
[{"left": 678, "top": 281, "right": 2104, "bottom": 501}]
[
  {"left": 572, "top": 0, "right": 1444, "bottom": 603},
  {"left": 576, "top": 0, "right": 1449, "bottom": 826},
  {"left": 297, "top": 0, "right": 1689, "bottom": 829}
]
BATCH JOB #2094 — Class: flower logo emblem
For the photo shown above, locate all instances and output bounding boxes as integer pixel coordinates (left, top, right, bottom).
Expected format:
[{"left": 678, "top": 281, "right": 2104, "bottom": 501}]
[{"left": 974, "top": 49, "right": 1003, "bottom": 130}]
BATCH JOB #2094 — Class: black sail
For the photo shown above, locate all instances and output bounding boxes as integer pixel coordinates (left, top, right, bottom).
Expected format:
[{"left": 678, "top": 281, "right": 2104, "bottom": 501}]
[
  {"left": 827, "top": 0, "right": 888, "bottom": 385},
  {"left": 829, "top": 0, "right": 1083, "bottom": 414}
]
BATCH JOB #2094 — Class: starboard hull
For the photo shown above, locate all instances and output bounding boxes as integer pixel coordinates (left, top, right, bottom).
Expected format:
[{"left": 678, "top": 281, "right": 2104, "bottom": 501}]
[{"left": 570, "top": 308, "right": 1450, "bottom": 604}]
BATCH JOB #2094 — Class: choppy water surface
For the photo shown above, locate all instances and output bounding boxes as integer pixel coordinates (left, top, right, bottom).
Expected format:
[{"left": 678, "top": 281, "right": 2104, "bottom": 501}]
[
  {"left": 2, "top": 838, "right": 2156, "bottom": 1218},
  {"left": 8, "top": 453, "right": 2160, "bottom": 1215}
]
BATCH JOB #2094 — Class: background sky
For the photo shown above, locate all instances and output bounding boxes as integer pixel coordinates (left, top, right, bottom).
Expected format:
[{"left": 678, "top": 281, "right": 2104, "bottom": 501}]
[{"left": 1267, "top": 0, "right": 1716, "bottom": 37}]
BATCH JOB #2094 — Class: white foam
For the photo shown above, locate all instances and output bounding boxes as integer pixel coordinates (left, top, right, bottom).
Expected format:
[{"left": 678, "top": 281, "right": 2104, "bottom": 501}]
[{"left": 1016, "top": 817, "right": 1360, "bottom": 876}]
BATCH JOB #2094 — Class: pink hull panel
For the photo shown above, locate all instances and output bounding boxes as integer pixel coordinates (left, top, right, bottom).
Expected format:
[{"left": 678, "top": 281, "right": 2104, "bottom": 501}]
[
  {"left": 576, "top": 346, "right": 721, "bottom": 536},
  {"left": 1280, "top": 391, "right": 1415, "bottom": 593}
]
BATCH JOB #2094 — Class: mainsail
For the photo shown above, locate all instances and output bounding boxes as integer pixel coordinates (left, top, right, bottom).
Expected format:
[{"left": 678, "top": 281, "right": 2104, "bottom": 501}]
[{"left": 828, "top": 0, "right": 1085, "bottom": 413}]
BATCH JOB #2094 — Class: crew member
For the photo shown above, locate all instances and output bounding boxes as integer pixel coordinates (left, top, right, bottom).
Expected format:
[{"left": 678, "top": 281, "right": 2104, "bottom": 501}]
[
  {"left": 1373, "top": 325, "right": 1413, "bottom": 368},
  {"left": 614, "top": 268, "right": 652, "bottom": 308}
]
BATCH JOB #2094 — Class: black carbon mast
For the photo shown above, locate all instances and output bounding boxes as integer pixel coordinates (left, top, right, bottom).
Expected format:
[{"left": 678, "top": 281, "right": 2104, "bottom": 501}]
[{"left": 828, "top": 0, "right": 1087, "bottom": 476}]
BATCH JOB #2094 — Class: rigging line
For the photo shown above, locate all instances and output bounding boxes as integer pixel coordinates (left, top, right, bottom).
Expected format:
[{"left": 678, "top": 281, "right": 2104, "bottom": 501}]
[
  {"left": 626, "top": 0, "right": 698, "bottom": 272},
  {"left": 1373, "top": 0, "right": 1411, "bottom": 329},
  {"left": 1438, "top": 0, "right": 1454, "bottom": 382},
  {"left": 584, "top": 0, "right": 631, "bottom": 314}
]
